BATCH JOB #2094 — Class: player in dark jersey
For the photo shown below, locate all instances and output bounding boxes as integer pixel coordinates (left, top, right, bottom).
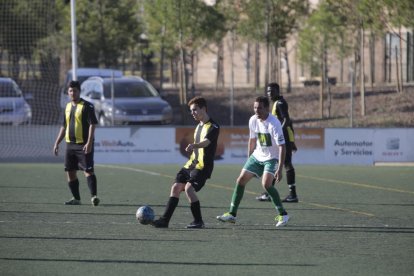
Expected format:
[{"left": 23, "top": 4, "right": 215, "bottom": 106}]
[
  {"left": 256, "top": 82, "right": 299, "bottom": 203},
  {"left": 53, "top": 80, "right": 100, "bottom": 206},
  {"left": 152, "top": 96, "right": 220, "bottom": 229}
]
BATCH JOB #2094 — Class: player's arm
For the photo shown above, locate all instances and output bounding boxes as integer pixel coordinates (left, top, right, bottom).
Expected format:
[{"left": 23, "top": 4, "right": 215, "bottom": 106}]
[
  {"left": 83, "top": 123, "right": 96, "bottom": 154},
  {"left": 276, "top": 102, "right": 291, "bottom": 128},
  {"left": 247, "top": 137, "right": 256, "bottom": 157},
  {"left": 287, "top": 126, "right": 298, "bottom": 152},
  {"left": 275, "top": 144, "right": 286, "bottom": 183},
  {"left": 53, "top": 126, "right": 66, "bottom": 156},
  {"left": 185, "top": 138, "right": 211, "bottom": 152},
  {"left": 186, "top": 123, "right": 219, "bottom": 152}
]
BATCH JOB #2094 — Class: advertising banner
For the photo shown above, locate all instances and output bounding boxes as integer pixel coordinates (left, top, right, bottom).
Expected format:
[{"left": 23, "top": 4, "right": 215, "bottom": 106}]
[
  {"left": 95, "top": 127, "right": 176, "bottom": 163},
  {"left": 176, "top": 127, "right": 325, "bottom": 164},
  {"left": 373, "top": 128, "right": 414, "bottom": 163},
  {"left": 293, "top": 128, "right": 325, "bottom": 164},
  {"left": 325, "top": 129, "right": 375, "bottom": 164},
  {"left": 91, "top": 127, "right": 412, "bottom": 165}
]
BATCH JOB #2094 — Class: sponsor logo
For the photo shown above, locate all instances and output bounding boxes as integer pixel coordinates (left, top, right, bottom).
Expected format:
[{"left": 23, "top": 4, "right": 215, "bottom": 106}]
[{"left": 386, "top": 138, "right": 399, "bottom": 150}]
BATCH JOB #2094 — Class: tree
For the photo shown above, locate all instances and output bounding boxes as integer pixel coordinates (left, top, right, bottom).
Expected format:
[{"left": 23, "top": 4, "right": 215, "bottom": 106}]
[
  {"left": 383, "top": 0, "right": 414, "bottom": 92},
  {"left": 143, "top": 0, "right": 225, "bottom": 104},
  {"left": 299, "top": 0, "right": 390, "bottom": 118},
  {"left": 237, "top": 0, "right": 308, "bottom": 90},
  {"left": 0, "top": 0, "right": 54, "bottom": 80},
  {"left": 298, "top": 1, "right": 351, "bottom": 118},
  {"left": 325, "top": 0, "right": 388, "bottom": 116},
  {"left": 59, "top": 0, "right": 143, "bottom": 68}
]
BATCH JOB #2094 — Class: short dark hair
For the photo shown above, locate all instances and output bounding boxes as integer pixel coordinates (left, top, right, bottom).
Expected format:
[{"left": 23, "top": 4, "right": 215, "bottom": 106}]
[
  {"left": 188, "top": 96, "right": 207, "bottom": 109},
  {"left": 255, "top": 96, "right": 269, "bottom": 108},
  {"left": 267, "top": 82, "right": 280, "bottom": 91},
  {"left": 69, "top": 80, "right": 80, "bottom": 90},
  {"left": 266, "top": 82, "right": 280, "bottom": 95}
]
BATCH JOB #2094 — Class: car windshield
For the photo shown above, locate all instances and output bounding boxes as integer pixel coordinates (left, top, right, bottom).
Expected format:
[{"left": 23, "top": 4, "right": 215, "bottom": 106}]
[
  {"left": 103, "top": 81, "right": 159, "bottom": 98},
  {"left": 0, "top": 82, "right": 20, "bottom": 97}
]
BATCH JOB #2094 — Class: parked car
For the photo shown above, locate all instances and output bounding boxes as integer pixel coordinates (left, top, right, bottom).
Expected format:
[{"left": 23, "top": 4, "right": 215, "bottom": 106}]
[
  {"left": 80, "top": 76, "right": 173, "bottom": 126},
  {"left": 60, "top": 67, "right": 123, "bottom": 109},
  {"left": 0, "top": 77, "right": 32, "bottom": 125}
]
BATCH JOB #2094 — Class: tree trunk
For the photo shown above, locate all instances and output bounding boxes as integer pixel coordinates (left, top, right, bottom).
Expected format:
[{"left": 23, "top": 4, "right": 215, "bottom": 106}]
[
  {"left": 246, "top": 42, "right": 251, "bottom": 84},
  {"left": 284, "top": 47, "right": 292, "bottom": 93},
  {"left": 324, "top": 49, "right": 331, "bottom": 118},
  {"left": 215, "top": 41, "right": 224, "bottom": 91},
  {"left": 395, "top": 45, "right": 401, "bottom": 93},
  {"left": 369, "top": 33, "right": 375, "bottom": 89},
  {"left": 254, "top": 43, "right": 260, "bottom": 91},
  {"left": 399, "top": 27, "right": 404, "bottom": 93},
  {"left": 360, "top": 26, "right": 366, "bottom": 116},
  {"left": 320, "top": 58, "right": 325, "bottom": 119},
  {"left": 190, "top": 50, "right": 196, "bottom": 99}
]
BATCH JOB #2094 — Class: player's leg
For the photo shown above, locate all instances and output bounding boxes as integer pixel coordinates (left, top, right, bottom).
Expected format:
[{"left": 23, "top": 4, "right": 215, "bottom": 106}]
[
  {"left": 263, "top": 160, "right": 289, "bottom": 227},
  {"left": 283, "top": 142, "right": 298, "bottom": 203},
  {"left": 217, "top": 156, "right": 258, "bottom": 223},
  {"left": 152, "top": 168, "right": 187, "bottom": 228},
  {"left": 184, "top": 170, "right": 207, "bottom": 229},
  {"left": 64, "top": 146, "right": 81, "bottom": 205},
  {"left": 65, "top": 170, "right": 81, "bottom": 205},
  {"left": 80, "top": 147, "right": 99, "bottom": 206},
  {"left": 262, "top": 172, "right": 286, "bottom": 215}
]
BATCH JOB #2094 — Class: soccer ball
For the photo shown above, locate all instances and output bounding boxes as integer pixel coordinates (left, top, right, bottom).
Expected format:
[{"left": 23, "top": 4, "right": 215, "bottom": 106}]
[{"left": 136, "top": 205, "right": 155, "bottom": 225}]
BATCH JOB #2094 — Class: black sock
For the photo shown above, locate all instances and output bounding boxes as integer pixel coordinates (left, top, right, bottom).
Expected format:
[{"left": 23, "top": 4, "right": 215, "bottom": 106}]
[
  {"left": 190, "top": 201, "right": 202, "bottom": 222},
  {"left": 286, "top": 169, "right": 296, "bottom": 196},
  {"left": 162, "top": 197, "right": 179, "bottom": 222},
  {"left": 87, "top": 174, "right": 97, "bottom": 196},
  {"left": 288, "top": 184, "right": 296, "bottom": 197},
  {"left": 68, "top": 179, "right": 80, "bottom": 200}
]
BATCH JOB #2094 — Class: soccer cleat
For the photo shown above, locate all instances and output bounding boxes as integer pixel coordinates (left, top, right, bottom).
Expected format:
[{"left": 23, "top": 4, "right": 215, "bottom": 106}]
[
  {"left": 256, "top": 192, "right": 271, "bottom": 202},
  {"left": 282, "top": 195, "right": 299, "bottom": 203},
  {"left": 216, "top": 212, "right": 236, "bottom": 223},
  {"left": 186, "top": 221, "right": 205, "bottom": 229},
  {"left": 64, "top": 198, "right": 81, "bottom": 205},
  {"left": 151, "top": 217, "right": 169, "bottom": 228},
  {"left": 91, "top": 196, "right": 100, "bottom": 206},
  {"left": 275, "top": 214, "right": 289, "bottom": 227}
]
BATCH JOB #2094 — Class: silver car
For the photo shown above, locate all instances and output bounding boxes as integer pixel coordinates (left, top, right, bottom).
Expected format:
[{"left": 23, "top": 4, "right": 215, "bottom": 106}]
[
  {"left": 0, "top": 78, "right": 32, "bottom": 125},
  {"left": 80, "top": 76, "right": 173, "bottom": 126}
]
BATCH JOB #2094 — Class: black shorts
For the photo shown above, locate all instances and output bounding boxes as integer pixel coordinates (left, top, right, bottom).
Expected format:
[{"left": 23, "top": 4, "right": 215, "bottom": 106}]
[
  {"left": 175, "top": 168, "right": 208, "bottom": 192},
  {"left": 64, "top": 143, "right": 94, "bottom": 173}
]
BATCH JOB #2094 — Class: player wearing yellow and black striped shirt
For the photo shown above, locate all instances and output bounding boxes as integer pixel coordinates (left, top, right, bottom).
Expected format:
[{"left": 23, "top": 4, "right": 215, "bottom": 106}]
[
  {"left": 256, "top": 82, "right": 299, "bottom": 203},
  {"left": 152, "top": 96, "right": 220, "bottom": 229},
  {"left": 53, "top": 81, "right": 100, "bottom": 206}
]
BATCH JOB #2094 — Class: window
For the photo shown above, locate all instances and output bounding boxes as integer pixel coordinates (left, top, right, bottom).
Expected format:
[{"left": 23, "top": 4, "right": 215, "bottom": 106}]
[{"left": 103, "top": 82, "right": 159, "bottom": 98}]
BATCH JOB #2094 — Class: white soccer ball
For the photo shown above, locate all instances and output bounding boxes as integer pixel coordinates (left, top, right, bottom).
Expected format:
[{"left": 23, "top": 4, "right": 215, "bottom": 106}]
[{"left": 136, "top": 205, "right": 155, "bottom": 225}]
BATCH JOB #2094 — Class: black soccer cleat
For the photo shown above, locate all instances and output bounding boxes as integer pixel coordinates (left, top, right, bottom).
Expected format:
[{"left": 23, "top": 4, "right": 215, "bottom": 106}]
[
  {"left": 282, "top": 195, "right": 299, "bottom": 203},
  {"left": 151, "top": 217, "right": 169, "bottom": 228},
  {"left": 91, "top": 196, "right": 100, "bottom": 206},
  {"left": 64, "top": 197, "right": 81, "bottom": 205},
  {"left": 186, "top": 221, "right": 205, "bottom": 229}
]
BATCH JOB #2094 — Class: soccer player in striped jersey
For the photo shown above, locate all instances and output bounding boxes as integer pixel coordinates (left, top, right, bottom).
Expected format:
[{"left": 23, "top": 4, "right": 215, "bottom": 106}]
[
  {"left": 152, "top": 96, "right": 220, "bottom": 229},
  {"left": 53, "top": 80, "right": 100, "bottom": 206}
]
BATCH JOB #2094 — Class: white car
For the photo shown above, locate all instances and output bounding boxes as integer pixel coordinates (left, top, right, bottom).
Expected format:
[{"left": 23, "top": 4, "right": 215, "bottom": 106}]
[
  {"left": 60, "top": 68, "right": 123, "bottom": 110},
  {"left": 0, "top": 78, "right": 32, "bottom": 125}
]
